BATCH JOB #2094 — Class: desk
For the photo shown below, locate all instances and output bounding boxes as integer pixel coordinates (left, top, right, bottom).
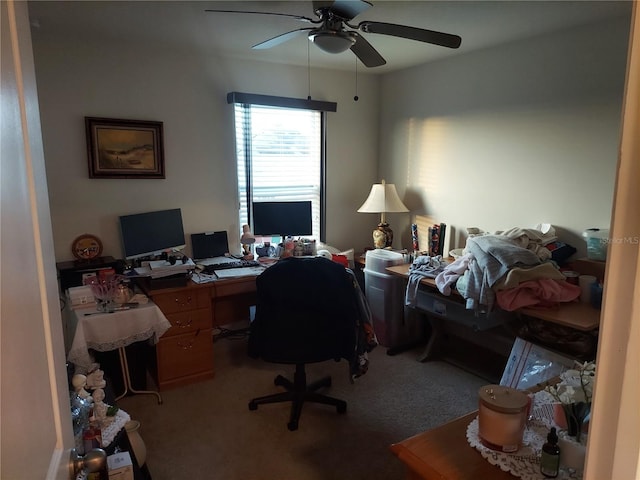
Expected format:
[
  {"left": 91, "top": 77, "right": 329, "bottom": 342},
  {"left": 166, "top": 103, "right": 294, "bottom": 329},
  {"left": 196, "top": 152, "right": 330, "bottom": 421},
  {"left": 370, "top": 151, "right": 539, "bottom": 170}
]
[
  {"left": 67, "top": 302, "right": 171, "bottom": 403},
  {"left": 385, "top": 264, "right": 600, "bottom": 379},
  {"left": 386, "top": 264, "right": 601, "bottom": 331},
  {"left": 139, "top": 274, "right": 258, "bottom": 390}
]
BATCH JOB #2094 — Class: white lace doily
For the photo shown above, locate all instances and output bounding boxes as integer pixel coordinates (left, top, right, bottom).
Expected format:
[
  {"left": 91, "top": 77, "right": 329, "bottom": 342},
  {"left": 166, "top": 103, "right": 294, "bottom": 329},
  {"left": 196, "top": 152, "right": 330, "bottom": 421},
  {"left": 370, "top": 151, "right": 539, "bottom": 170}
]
[
  {"left": 101, "top": 408, "right": 131, "bottom": 447},
  {"left": 466, "top": 392, "right": 584, "bottom": 480}
]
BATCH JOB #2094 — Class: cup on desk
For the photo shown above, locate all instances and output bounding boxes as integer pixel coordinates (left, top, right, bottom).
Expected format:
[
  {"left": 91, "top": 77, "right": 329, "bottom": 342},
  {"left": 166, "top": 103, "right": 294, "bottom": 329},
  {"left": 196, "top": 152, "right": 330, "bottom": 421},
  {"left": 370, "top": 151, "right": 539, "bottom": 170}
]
[
  {"left": 562, "top": 270, "right": 579, "bottom": 285},
  {"left": 579, "top": 275, "right": 597, "bottom": 303}
]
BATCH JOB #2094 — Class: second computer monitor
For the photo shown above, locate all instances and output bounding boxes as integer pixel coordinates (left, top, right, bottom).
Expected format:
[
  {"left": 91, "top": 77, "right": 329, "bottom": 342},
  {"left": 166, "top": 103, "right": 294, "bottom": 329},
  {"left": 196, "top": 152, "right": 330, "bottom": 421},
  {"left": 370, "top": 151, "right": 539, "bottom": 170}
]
[{"left": 252, "top": 201, "right": 312, "bottom": 239}]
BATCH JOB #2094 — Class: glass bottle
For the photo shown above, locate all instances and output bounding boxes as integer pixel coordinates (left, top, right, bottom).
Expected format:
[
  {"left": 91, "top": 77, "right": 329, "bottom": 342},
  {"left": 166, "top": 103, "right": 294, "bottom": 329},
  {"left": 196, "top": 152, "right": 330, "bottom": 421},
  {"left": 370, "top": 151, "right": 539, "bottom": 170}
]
[
  {"left": 540, "top": 426, "right": 561, "bottom": 478},
  {"left": 70, "top": 392, "right": 91, "bottom": 455}
]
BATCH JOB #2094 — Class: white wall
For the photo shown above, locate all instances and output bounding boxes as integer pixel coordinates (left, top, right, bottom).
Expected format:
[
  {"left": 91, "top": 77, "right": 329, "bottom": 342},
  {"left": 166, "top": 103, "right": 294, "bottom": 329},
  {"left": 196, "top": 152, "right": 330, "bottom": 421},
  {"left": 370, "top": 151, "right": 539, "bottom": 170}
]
[
  {"left": 2, "top": 2, "right": 74, "bottom": 478},
  {"left": 32, "top": 11, "right": 632, "bottom": 263},
  {"left": 31, "top": 33, "right": 380, "bottom": 262},
  {"left": 379, "top": 15, "right": 631, "bottom": 256}
]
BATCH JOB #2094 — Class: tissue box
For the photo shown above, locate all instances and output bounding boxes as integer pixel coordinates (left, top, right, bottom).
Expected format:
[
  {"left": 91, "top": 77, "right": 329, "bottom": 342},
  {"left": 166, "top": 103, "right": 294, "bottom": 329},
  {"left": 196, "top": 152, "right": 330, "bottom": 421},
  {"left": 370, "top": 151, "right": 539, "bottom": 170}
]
[
  {"left": 108, "top": 451, "right": 133, "bottom": 480},
  {"left": 67, "top": 285, "right": 95, "bottom": 309}
]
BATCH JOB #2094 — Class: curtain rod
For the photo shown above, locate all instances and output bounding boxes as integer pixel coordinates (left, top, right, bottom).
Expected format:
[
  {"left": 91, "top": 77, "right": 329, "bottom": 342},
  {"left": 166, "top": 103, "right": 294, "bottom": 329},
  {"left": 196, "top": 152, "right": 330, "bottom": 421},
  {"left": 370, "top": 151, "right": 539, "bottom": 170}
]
[{"left": 227, "top": 92, "right": 337, "bottom": 112}]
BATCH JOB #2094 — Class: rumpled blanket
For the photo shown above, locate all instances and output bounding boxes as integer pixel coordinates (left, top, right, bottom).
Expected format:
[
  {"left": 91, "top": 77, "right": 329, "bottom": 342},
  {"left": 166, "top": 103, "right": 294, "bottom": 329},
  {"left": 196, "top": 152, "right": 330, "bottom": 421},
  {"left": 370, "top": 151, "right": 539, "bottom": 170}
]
[
  {"left": 493, "top": 263, "right": 566, "bottom": 290},
  {"left": 465, "top": 235, "right": 541, "bottom": 310},
  {"left": 498, "top": 227, "right": 556, "bottom": 261},
  {"left": 405, "top": 255, "right": 445, "bottom": 306},
  {"left": 435, "top": 253, "right": 472, "bottom": 296},
  {"left": 496, "top": 278, "right": 581, "bottom": 311}
]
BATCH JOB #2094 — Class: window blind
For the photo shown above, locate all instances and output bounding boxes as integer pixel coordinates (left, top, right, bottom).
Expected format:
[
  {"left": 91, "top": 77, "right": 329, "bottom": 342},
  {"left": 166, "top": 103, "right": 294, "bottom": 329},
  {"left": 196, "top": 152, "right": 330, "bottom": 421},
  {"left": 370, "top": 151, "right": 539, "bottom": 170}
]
[{"left": 234, "top": 103, "right": 324, "bottom": 242}]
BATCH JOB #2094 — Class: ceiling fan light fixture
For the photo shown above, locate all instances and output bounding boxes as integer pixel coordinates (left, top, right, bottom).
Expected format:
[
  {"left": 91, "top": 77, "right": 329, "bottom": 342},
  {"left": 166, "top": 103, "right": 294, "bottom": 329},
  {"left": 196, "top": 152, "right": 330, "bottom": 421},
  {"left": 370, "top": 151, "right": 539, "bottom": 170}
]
[{"left": 309, "top": 30, "right": 355, "bottom": 54}]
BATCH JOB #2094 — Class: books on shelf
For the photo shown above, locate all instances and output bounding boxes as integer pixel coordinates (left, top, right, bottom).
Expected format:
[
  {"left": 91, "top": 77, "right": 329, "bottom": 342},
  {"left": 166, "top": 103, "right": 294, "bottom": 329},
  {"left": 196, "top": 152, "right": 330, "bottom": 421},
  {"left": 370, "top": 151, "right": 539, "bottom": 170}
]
[{"left": 428, "top": 223, "right": 447, "bottom": 257}]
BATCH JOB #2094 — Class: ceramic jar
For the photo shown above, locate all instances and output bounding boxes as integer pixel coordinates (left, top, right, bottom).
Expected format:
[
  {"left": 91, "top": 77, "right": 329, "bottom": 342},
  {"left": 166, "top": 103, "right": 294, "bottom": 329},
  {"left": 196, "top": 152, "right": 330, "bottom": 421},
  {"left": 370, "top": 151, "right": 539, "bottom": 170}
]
[{"left": 125, "top": 420, "right": 147, "bottom": 466}]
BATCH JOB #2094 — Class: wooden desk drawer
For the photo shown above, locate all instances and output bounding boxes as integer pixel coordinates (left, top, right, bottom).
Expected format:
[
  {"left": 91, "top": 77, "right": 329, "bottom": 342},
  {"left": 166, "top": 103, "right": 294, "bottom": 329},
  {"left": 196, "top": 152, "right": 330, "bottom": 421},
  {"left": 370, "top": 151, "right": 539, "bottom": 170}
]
[
  {"left": 214, "top": 277, "right": 256, "bottom": 297},
  {"left": 153, "top": 288, "right": 210, "bottom": 314},
  {"left": 164, "top": 307, "right": 211, "bottom": 337},
  {"left": 156, "top": 328, "right": 214, "bottom": 389},
  {"left": 415, "top": 289, "right": 510, "bottom": 331}
]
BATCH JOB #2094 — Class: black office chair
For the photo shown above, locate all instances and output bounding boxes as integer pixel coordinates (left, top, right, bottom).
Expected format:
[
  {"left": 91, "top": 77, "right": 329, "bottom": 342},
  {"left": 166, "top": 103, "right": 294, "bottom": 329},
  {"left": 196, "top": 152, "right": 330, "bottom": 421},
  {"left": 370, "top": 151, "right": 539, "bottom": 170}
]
[{"left": 247, "top": 256, "right": 359, "bottom": 431}]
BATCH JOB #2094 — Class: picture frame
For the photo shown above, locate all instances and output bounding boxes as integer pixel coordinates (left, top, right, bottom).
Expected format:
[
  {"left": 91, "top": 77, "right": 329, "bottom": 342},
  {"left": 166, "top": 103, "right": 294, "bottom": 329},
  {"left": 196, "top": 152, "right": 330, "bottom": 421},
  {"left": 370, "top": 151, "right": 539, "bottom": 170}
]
[{"left": 85, "top": 117, "right": 165, "bottom": 179}]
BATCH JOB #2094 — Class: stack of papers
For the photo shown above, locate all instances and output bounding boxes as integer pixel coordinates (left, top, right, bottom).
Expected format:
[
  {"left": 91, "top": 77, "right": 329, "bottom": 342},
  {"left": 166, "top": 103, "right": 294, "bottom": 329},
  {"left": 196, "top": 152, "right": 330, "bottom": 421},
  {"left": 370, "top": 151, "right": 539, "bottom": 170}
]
[
  {"left": 134, "top": 258, "right": 196, "bottom": 278},
  {"left": 213, "top": 266, "right": 265, "bottom": 279},
  {"left": 191, "top": 265, "right": 265, "bottom": 284}
]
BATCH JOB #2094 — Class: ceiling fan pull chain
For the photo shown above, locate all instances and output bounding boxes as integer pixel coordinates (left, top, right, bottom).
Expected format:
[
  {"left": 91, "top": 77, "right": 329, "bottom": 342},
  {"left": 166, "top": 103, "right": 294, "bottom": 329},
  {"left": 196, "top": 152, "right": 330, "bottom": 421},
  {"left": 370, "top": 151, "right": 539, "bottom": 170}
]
[
  {"left": 307, "top": 40, "right": 312, "bottom": 100},
  {"left": 354, "top": 57, "right": 359, "bottom": 101}
]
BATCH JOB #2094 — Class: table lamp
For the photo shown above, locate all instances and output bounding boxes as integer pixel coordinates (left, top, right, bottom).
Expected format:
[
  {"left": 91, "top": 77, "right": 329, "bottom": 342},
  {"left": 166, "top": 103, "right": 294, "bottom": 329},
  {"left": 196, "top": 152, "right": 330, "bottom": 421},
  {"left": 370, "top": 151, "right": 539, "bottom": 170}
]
[
  {"left": 357, "top": 179, "right": 409, "bottom": 249},
  {"left": 240, "top": 224, "right": 256, "bottom": 260}
]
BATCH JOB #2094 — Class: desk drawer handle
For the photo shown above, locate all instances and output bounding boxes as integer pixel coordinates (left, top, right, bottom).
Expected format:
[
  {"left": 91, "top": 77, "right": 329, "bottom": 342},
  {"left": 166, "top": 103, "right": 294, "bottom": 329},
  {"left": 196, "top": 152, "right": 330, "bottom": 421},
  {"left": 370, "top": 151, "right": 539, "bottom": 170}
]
[
  {"left": 176, "top": 329, "right": 200, "bottom": 350},
  {"left": 177, "top": 339, "right": 194, "bottom": 350},
  {"left": 174, "top": 316, "right": 194, "bottom": 328},
  {"left": 174, "top": 296, "right": 193, "bottom": 307}
]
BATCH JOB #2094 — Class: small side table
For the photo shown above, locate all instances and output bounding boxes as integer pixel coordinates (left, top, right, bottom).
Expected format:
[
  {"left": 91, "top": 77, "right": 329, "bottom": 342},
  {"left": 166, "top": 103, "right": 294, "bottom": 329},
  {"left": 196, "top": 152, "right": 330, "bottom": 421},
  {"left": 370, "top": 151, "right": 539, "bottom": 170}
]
[
  {"left": 391, "top": 411, "right": 515, "bottom": 480},
  {"left": 67, "top": 303, "right": 171, "bottom": 404}
]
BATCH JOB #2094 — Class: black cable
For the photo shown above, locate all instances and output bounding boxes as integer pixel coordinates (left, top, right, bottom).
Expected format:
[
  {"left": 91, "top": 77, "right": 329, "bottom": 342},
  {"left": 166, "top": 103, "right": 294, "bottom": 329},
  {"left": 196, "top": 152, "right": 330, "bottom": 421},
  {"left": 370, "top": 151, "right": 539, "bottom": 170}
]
[{"left": 213, "top": 326, "right": 250, "bottom": 341}]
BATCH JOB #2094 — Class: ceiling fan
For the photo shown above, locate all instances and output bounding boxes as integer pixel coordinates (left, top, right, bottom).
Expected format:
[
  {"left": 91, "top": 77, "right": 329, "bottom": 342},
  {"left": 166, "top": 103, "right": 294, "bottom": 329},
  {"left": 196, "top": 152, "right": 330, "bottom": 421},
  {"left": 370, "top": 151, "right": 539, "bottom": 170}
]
[{"left": 205, "top": 0, "right": 462, "bottom": 67}]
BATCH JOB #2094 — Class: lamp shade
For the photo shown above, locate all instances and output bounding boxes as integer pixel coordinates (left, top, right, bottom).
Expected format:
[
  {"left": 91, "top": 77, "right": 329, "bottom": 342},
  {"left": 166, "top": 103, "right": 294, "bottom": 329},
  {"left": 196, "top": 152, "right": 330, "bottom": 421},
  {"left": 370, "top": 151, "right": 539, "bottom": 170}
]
[
  {"left": 357, "top": 180, "right": 409, "bottom": 215},
  {"left": 240, "top": 224, "right": 256, "bottom": 259},
  {"left": 240, "top": 224, "right": 256, "bottom": 245}
]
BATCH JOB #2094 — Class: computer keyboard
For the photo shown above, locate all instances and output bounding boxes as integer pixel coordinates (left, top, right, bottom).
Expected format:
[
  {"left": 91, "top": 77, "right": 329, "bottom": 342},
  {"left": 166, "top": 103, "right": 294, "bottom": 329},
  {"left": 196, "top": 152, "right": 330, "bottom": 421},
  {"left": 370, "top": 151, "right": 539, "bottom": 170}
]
[{"left": 202, "top": 259, "right": 260, "bottom": 274}]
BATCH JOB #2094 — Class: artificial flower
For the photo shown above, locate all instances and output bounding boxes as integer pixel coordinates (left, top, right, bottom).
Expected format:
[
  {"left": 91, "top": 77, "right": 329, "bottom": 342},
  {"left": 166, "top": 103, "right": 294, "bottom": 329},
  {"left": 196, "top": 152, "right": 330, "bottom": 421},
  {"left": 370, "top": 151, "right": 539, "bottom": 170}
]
[{"left": 543, "top": 361, "right": 595, "bottom": 442}]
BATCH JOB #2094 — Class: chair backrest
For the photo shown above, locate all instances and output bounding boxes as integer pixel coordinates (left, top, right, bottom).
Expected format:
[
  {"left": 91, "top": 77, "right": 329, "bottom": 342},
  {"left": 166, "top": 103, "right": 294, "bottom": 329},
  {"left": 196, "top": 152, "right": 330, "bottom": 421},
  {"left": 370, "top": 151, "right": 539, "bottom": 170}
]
[{"left": 248, "top": 256, "right": 358, "bottom": 364}]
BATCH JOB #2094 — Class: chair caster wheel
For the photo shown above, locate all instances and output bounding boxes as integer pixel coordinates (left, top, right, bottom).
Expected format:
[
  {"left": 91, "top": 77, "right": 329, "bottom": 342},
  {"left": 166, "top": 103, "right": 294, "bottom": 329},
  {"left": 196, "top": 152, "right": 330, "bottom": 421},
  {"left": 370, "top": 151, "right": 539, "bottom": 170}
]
[
  {"left": 287, "top": 421, "right": 298, "bottom": 431},
  {"left": 248, "top": 401, "right": 258, "bottom": 411},
  {"left": 337, "top": 403, "right": 347, "bottom": 414}
]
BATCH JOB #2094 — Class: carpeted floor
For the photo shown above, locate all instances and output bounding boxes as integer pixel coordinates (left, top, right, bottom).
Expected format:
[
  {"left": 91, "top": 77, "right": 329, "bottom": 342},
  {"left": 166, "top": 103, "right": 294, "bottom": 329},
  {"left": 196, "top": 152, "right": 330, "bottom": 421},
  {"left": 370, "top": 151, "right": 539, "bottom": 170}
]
[{"left": 119, "top": 334, "right": 488, "bottom": 480}]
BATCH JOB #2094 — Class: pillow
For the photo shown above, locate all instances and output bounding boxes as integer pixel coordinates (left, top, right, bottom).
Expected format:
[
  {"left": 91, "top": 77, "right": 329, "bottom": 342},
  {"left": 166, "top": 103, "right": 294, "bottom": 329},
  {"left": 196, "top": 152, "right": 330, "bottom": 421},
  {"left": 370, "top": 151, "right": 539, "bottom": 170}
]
[
  {"left": 338, "top": 248, "right": 355, "bottom": 269},
  {"left": 316, "top": 244, "right": 355, "bottom": 269},
  {"left": 331, "top": 254, "right": 349, "bottom": 268}
]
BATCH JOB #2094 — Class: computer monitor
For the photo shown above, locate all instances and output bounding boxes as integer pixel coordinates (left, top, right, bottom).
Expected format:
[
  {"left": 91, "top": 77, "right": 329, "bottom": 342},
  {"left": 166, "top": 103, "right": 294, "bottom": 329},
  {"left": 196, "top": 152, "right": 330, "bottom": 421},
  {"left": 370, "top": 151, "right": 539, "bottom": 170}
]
[
  {"left": 252, "top": 201, "right": 312, "bottom": 240},
  {"left": 119, "top": 208, "right": 186, "bottom": 260},
  {"left": 190, "top": 231, "right": 229, "bottom": 260}
]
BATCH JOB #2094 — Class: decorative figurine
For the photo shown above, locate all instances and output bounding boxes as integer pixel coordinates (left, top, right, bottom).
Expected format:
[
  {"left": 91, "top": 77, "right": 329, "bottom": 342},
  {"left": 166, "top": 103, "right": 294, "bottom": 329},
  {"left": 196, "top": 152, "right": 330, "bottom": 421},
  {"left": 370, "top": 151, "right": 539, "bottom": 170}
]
[
  {"left": 91, "top": 388, "right": 114, "bottom": 428},
  {"left": 72, "top": 374, "right": 92, "bottom": 401},
  {"left": 85, "top": 368, "right": 106, "bottom": 390}
]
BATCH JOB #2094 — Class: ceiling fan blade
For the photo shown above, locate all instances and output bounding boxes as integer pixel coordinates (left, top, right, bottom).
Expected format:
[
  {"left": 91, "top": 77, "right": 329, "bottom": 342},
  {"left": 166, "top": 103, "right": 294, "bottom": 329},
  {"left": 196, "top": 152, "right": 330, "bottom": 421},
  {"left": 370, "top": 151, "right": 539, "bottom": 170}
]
[
  {"left": 350, "top": 32, "right": 386, "bottom": 67},
  {"left": 357, "top": 21, "right": 462, "bottom": 49},
  {"left": 313, "top": 0, "right": 372, "bottom": 21},
  {"left": 252, "top": 28, "right": 313, "bottom": 50},
  {"left": 205, "top": 9, "right": 318, "bottom": 24}
]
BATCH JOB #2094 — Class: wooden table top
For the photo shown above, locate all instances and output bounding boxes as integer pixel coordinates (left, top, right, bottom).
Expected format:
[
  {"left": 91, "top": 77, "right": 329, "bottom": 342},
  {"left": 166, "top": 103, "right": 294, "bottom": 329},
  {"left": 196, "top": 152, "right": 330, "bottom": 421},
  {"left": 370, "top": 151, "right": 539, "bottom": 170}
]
[
  {"left": 390, "top": 411, "right": 516, "bottom": 480},
  {"left": 386, "top": 264, "right": 600, "bottom": 331}
]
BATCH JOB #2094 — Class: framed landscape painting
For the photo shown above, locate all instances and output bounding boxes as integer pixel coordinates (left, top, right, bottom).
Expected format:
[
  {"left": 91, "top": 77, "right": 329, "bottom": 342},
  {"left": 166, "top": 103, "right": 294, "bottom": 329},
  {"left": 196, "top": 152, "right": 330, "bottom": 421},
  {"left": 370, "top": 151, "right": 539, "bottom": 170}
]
[{"left": 85, "top": 117, "right": 165, "bottom": 178}]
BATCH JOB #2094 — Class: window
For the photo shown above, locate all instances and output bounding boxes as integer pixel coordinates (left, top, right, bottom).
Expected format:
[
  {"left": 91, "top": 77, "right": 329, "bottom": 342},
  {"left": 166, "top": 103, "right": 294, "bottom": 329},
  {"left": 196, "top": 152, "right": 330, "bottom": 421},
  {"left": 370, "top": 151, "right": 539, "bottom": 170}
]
[{"left": 232, "top": 98, "right": 331, "bottom": 244}]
